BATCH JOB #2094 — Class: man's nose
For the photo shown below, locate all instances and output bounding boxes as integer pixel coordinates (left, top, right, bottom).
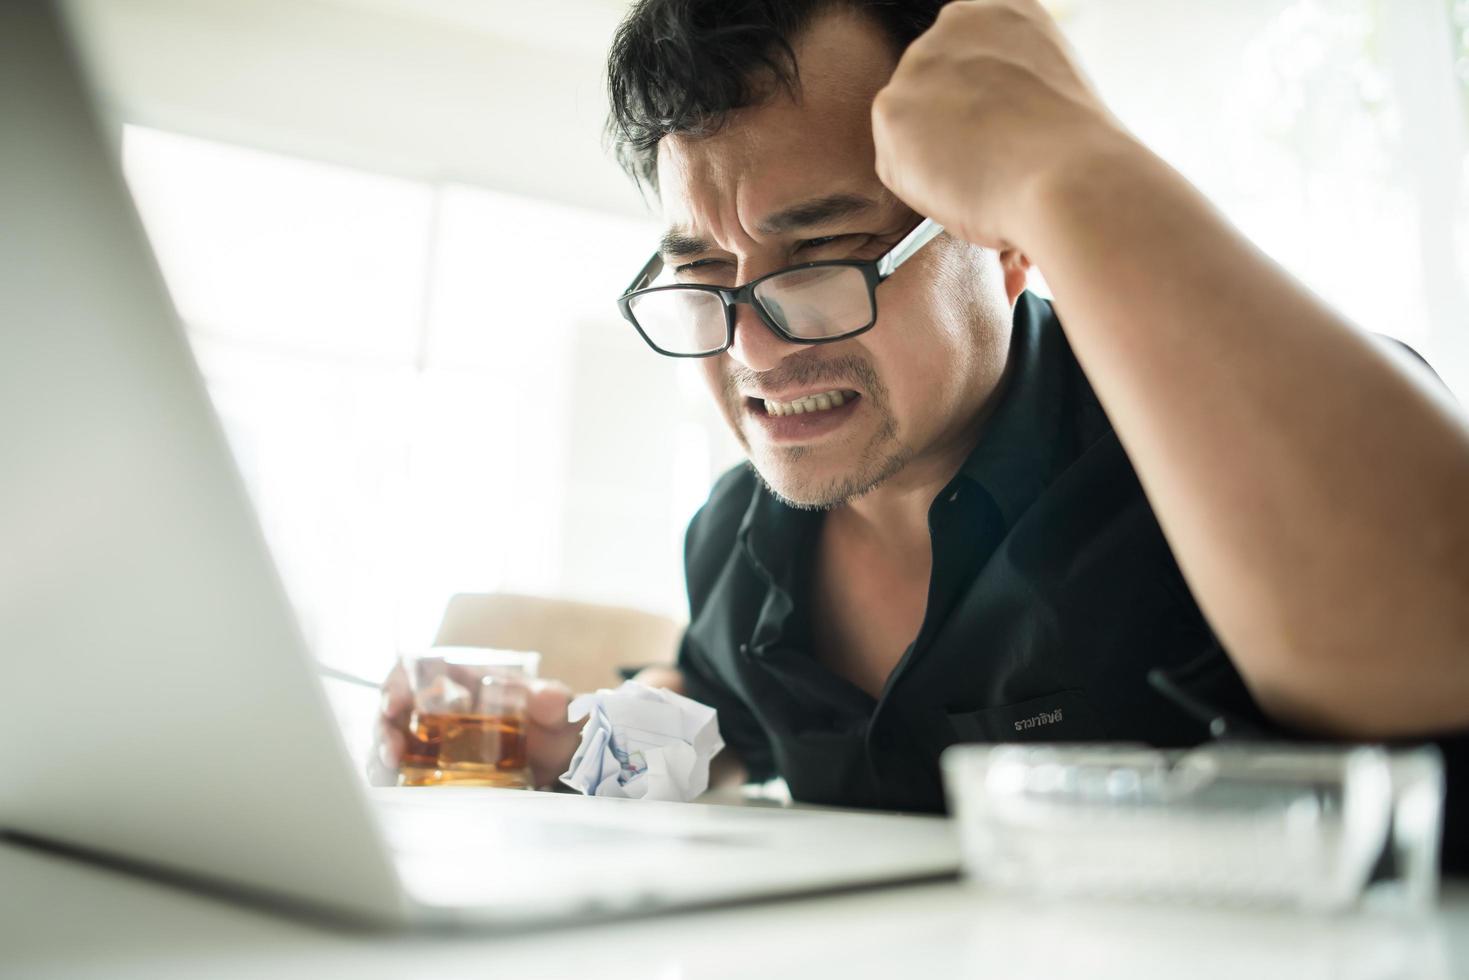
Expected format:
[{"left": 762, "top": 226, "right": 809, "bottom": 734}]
[{"left": 726, "top": 301, "right": 804, "bottom": 374}]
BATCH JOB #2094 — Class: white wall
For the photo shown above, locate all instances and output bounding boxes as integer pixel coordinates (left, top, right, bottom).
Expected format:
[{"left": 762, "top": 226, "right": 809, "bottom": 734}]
[{"left": 64, "top": 0, "right": 645, "bottom": 219}]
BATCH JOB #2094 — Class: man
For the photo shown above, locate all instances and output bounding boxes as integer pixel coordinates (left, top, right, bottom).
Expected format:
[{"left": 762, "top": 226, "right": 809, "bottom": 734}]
[{"left": 378, "top": 0, "right": 1469, "bottom": 867}]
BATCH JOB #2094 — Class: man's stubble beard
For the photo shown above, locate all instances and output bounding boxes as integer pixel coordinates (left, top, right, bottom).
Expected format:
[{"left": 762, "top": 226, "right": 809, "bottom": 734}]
[{"left": 720, "top": 352, "right": 914, "bottom": 511}]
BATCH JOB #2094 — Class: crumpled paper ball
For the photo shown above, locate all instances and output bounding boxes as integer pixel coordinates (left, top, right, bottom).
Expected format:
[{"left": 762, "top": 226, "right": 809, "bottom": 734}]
[{"left": 558, "top": 681, "right": 724, "bottom": 801}]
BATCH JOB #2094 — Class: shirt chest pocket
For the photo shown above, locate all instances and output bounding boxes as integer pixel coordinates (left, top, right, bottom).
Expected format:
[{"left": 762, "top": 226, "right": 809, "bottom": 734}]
[{"left": 945, "top": 690, "right": 1107, "bottom": 743}]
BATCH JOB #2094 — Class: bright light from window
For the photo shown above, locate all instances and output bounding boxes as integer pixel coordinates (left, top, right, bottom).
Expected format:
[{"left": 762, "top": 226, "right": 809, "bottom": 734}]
[{"left": 120, "top": 125, "right": 722, "bottom": 689}]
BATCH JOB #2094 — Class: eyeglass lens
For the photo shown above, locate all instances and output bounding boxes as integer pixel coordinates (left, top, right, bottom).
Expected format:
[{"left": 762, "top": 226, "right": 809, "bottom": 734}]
[
  {"left": 630, "top": 264, "right": 875, "bottom": 355},
  {"left": 627, "top": 288, "right": 728, "bottom": 356},
  {"left": 753, "top": 265, "right": 872, "bottom": 339}
]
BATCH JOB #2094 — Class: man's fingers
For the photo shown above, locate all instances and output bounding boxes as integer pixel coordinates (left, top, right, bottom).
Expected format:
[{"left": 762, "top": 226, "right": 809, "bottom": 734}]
[
  {"left": 381, "top": 662, "right": 412, "bottom": 721},
  {"left": 365, "top": 719, "right": 407, "bottom": 788},
  {"left": 372, "top": 663, "right": 412, "bottom": 787},
  {"left": 527, "top": 678, "right": 575, "bottom": 729},
  {"left": 528, "top": 716, "right": 584, "bottom": 789},
  {"left": 525, "top": 680, "right": 581, "bottom": 789},
  {"left": 376, "top": 722, "right": 406, "bottom": 769}
]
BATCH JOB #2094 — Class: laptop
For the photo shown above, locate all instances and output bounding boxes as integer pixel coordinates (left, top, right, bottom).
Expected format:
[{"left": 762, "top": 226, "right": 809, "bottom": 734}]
[{"left": 0, "top": 1, "right": 959, "bottom": 929}]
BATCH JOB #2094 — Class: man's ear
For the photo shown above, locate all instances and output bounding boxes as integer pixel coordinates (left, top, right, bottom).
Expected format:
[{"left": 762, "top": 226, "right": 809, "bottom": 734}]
[{"left": 999, "top": 247, "right": 1032, "bottom": 306}]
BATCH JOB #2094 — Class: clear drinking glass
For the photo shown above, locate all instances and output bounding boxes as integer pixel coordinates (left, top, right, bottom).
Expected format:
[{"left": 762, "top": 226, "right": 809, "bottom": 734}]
[{"left": 397, "top": 647, "right": 540, "bottom": 789}]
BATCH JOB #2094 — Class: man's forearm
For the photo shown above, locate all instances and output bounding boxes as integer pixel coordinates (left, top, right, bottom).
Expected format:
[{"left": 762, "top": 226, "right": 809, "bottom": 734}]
[{"left": 1020, "top": 140, "right": 1469, "bottom": 736}]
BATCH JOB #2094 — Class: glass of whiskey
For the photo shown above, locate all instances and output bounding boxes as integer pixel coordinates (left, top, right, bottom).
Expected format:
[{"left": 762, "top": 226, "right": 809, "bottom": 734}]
[{"left": 397, "top": 647, "right": 540, "bottom": 789}]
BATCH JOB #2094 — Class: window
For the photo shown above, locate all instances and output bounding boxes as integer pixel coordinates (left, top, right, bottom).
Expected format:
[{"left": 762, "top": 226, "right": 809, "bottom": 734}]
[
  {"left": 1050, "top": 0, "right": 1469, "bottom": 398},
  {"left": 123, "top": 126, "right": 735, "bottom": 685}
]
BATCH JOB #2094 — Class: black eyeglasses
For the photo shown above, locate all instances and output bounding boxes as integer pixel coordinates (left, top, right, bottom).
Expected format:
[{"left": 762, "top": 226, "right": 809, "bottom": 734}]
[{"left": 616, "top": 218, "right": 945, "bottom": 358}]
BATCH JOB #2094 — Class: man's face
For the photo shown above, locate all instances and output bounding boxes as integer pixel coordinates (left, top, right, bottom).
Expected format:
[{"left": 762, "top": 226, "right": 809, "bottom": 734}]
[{"left": 654, "top": 10, "right": 1026, "bottom": 509}]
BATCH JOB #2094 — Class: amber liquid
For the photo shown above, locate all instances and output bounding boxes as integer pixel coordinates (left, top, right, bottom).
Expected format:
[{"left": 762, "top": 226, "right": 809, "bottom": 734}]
[{"left": 399, "top": 711, "right": 530, "bottom": 788}]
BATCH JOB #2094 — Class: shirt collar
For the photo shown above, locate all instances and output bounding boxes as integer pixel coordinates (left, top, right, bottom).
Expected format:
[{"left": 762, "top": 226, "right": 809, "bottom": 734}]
[
  {"left": 733, "top": 472, "right": 819, "bottom": 655},
  {"left": 736, "top": 468, "right": 820, "bottom": 591}
]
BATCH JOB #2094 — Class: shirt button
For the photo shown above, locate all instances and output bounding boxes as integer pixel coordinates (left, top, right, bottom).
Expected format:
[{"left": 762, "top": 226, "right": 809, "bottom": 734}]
[
  {"left": 738, "top": 643, "right": 749, "bottom": 654},
  {"left": 948, "top": 490, "right": 960, "bottom": 502}
]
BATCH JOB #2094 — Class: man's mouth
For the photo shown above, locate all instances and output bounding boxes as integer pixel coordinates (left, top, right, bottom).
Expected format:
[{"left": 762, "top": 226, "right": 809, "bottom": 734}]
[{"left": 752, "top": 388, "right": 861, "bottom": 417}]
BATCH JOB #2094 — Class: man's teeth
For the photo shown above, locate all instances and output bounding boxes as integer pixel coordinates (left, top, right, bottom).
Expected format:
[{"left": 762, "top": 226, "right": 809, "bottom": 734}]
[{"left": 762, "top": 389, "right": 853, "bottom": 417}]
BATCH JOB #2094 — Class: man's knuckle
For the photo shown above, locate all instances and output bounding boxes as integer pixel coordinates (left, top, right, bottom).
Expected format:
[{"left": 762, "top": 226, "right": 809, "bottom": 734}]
[
  {"left": 872, "top": 91, "right": 911, "bottom": 126},
  {"left": 871, "top": 90, "right": 892, "bottom": 123},
  {"left": 935, "top": 0, "right": 974, "bottom": 24}
]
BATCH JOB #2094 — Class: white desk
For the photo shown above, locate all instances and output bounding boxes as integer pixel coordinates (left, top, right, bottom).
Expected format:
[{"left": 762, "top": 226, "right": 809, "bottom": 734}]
[{"left": 3, "top": 834, "right": 1466, "bottom": 980}]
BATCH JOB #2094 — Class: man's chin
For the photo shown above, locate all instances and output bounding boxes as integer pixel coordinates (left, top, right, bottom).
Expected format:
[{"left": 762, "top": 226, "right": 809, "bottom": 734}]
[
  {"left": 747, "top": 456, "right": 878, "bottom": 512},
  {"left": 751, "top": 474, "right": 845, "bottom": 511},
  {"left": 734, "top": 406, "right": 909, "bottom": 510}
]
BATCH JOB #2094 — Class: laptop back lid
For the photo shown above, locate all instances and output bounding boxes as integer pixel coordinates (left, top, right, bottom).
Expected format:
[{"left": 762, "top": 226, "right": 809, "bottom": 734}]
[{"left": 0, "top": 0, "right": 404, "bottom": 925}]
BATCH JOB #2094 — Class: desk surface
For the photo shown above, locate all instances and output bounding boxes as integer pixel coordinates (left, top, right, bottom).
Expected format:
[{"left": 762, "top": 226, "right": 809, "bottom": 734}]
[{"left": 3, "top": 835, "right": 1467, "bottom": 980}]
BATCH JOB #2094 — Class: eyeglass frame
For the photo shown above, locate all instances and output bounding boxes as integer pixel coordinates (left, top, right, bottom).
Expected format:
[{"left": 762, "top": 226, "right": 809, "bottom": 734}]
[{"left": 616, "top": 217, "right": 946, "bottom": 358}]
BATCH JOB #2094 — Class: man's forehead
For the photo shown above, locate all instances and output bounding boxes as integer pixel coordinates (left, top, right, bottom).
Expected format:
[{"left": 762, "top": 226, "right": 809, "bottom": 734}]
[
  {"left": 651, "top": 7, "right": 897, "bottom": 249},
  {"left": 659, "top": 191, "right": 887, "bottom": 254},
  {"left": 655, "top": 108, "right": 876, "bottom": 207},
  {"left": 654, "top": 123, "right": 896, "bottom": 254}
]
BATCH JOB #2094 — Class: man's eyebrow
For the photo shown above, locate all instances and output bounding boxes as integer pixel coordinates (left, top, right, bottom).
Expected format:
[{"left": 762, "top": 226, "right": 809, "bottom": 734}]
[
  {"left": 658, "top": 232, "right": 712, "bottom": 261},
  {"left": 657, "top": 193, "right": 880, "bottom": 261}
]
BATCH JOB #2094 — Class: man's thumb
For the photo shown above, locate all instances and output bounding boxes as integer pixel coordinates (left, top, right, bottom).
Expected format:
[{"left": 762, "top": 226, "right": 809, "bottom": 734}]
[{"left": 527, "top": 679, "right": 574, "bottom": 728}]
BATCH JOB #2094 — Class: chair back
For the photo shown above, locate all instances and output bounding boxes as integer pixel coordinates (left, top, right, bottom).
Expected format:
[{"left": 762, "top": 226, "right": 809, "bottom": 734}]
[{"left": 433, "top": 592, "right": 683, "bottom": 695}]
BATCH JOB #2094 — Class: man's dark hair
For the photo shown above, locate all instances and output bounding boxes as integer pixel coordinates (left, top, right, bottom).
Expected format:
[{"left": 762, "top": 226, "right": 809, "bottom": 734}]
[{"left": 606, "top": 0, "right": 950, "bottom": 195}]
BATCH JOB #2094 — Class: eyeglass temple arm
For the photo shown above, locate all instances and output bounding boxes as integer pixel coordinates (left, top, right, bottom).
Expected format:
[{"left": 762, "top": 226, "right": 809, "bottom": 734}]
[
  {"left": 623, "top": 251, "right": 665, "bottom": 296},
  {"left": 876, "top": 218, "right": 944, "bottom": 280}
]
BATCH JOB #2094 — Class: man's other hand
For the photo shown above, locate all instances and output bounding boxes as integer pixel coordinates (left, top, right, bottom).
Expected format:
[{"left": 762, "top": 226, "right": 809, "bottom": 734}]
[
  {"left": 871, "top": 0, "right": 1134, "bottom": 251},
  {"left": 367, "top": 662, "right": 583, "bottom": 790}
]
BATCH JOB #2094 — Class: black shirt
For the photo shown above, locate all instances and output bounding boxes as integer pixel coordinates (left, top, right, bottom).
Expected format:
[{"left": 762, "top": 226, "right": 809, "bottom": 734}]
[{"left": 677, "top": 290, "right": 1467, "bottom": 872}]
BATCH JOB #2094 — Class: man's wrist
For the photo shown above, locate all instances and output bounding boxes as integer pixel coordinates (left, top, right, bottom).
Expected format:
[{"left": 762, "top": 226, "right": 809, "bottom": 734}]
[{"left": 1013, "top": 128, "right": 1160, "bottom": 259}]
